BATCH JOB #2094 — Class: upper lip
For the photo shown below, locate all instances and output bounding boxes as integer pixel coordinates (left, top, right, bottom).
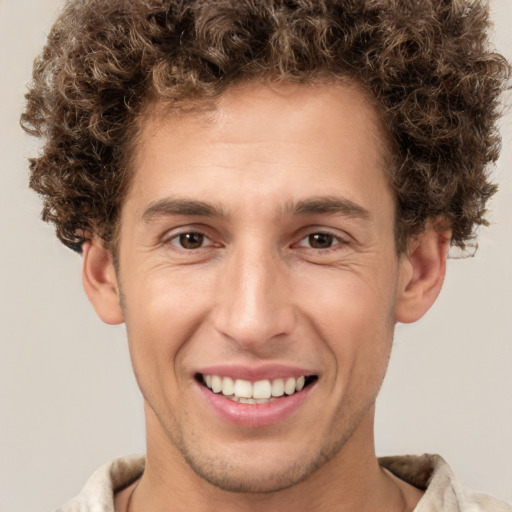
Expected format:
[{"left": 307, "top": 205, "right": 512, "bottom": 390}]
[{"left": 195, "top": 364, "right": 317, "bottom": 381}]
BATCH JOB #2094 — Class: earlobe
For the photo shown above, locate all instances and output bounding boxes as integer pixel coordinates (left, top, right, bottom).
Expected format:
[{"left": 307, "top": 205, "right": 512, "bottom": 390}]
[
  {"left": 82, "top": 240, "right": 124, "bottom": 325},
  {"left": 395, "top": 226, "right": 451, "bottom": 324}
]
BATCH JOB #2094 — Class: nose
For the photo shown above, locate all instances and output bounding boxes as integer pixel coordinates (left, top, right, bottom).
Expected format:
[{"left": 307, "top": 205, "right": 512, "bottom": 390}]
[{"left": 211, "top": 243, "right": 296, "bottom": 353}]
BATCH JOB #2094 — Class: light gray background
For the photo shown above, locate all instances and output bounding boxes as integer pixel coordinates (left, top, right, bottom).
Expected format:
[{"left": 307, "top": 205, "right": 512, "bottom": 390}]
[{"left": 1, "top": 1, "right": 510, "bottom": 510}]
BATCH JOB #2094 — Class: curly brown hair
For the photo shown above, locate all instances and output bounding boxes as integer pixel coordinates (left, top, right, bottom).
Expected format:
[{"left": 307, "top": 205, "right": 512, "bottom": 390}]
[{"left": 21, "top": 0, "right": 509, "bottom": 254}]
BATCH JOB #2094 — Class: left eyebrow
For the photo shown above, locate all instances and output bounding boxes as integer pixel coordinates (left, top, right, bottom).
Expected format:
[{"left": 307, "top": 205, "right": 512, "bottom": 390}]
[
  {"left": 284, "top": 196, "right": 372, "bottom": 220},
  {"left": 141, "top": 197, "right": 228, "bottom": 223}
]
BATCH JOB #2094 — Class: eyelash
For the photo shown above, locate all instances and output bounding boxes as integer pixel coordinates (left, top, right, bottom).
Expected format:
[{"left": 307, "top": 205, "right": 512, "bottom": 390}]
[
  {"left": 165, "top": 231, "right": 217, "bottom": 250},
  {"left": 164, "top": 229, "right": 348, "bottom": 252},
  {"left": 293, "top": 231, "right": 348, "bottom": 251}
]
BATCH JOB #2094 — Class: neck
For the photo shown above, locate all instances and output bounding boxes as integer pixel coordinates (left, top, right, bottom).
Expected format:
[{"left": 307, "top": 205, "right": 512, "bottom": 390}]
[{"left": 119, "top": 405, "right": 420, "bottom": 512}]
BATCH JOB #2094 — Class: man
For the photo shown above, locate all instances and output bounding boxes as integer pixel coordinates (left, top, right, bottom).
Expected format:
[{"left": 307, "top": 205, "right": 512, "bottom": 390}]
[{"left": 21, "top": 0, "right": 510, "bottom": 511}]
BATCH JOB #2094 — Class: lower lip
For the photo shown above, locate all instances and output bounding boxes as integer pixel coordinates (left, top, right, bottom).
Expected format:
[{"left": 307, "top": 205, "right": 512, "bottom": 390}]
[{"left": 197, "top": 381, "right": 315, "bottom": 428}]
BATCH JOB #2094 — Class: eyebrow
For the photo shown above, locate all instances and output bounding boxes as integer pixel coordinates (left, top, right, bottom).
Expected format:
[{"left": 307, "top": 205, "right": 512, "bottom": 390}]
[
  {"left": 141, "top": 195, "right": 371, "bottom": 223},
  {"left": 286, "top": 196, "right": 371, "bottom": 220},
  {"left": 142, "top": 198, "right": 227, "bottom": 223}
]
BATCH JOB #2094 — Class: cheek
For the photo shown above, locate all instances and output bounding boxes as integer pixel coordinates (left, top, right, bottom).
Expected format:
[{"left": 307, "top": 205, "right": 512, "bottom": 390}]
[
  {"left": 297, "top": 265, "right": 397, "bottom": 333},
  {"left": 121, "top": 270, "right": 214, "bottom": 387},
  {"left": 294, "top": 266, "right": 397, "bottom": 376}
]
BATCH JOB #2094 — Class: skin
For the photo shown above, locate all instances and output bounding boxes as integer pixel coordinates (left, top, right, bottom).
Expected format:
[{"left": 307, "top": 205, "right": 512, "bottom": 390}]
[{"left": 83, "top": 82, "right": 449, "bottom": 512}]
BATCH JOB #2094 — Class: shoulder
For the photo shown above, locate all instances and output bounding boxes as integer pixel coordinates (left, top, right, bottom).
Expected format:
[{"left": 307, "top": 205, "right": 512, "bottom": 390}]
[
  {"left": 55, "top": 455, "right": 145, "bottom": 512},
  {"left": 379, "top": 454, "right": 511, "bottom": 512}
]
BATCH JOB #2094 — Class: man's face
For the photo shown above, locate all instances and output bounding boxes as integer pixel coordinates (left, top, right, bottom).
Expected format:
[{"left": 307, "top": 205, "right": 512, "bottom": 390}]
[{"left": 113, "top": 82, "right": 410, "bottom": 492}]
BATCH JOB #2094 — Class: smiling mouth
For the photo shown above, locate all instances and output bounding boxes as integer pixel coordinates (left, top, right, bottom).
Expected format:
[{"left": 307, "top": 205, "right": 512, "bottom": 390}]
[{"left": 196, "top": 374, "right": 318, "bottom": 404}]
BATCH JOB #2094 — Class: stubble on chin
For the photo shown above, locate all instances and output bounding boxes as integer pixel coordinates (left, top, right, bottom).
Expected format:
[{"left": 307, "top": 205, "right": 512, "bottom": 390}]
[{"left": 163, "top": 398, "right": 377, "bottom": 495}]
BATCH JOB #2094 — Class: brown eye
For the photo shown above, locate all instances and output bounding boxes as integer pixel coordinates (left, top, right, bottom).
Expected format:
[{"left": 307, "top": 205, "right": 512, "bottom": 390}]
[
  {"left": 177, "top": 232, "right": 205, "bottom": 249},
  {"left": 308, "top": 233, "right": 334, "bottom": 249}
]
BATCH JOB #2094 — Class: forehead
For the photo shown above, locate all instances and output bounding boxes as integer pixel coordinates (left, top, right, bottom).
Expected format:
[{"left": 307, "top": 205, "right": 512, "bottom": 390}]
[
  {"left": 125, "top": 81, "right": 393, "bottom": 220},
  {"left": 138, "top": 80, "right": 389, "bottom": 157}
]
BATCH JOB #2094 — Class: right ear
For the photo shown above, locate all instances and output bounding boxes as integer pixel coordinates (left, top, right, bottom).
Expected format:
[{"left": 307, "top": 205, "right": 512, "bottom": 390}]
[{"left": 82, "top": 240, "right": 124, "bottom": 325}]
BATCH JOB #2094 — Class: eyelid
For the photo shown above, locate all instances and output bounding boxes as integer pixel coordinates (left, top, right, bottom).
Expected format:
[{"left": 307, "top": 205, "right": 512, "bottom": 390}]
[
  {"left": 169, "top": 233, "right": 209, "bottom": 248},
  {"left": 292, "top": 228, "right": 351, "bottom": 250},
  {"left": 161, "top": 226, "right": 219, "bottom": 249}
]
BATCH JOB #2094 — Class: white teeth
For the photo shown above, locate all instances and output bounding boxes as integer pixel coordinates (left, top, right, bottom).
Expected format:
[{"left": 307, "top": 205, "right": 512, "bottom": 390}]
[
  {"left": 234, "top": 379, "right": 253, "bottom": 398},
  {"left": 253, "top": 380, "right": 272, "bottom": 399},
  {"left": 202, "top": 374, "right": 313, "bottom": 401},
  {"left": 284, "top": 377, "right": 296, "bottom": 395},
  {"left": 271, "top": 378, "right": 285, "bottom": 397},
  {"left": 211, "top": 375, "right": 222, "bottom": 393},
  {"left": 222, "top": 377, "right": 234, "bottom": 396}
]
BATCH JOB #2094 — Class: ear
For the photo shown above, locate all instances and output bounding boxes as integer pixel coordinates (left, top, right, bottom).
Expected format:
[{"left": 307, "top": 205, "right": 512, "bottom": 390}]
[
  {"left": 82, "top": 240, "right": 124, "bottom": 325},
  {"left": 395, "top": 225, "right": 451, "bottom": 324}
]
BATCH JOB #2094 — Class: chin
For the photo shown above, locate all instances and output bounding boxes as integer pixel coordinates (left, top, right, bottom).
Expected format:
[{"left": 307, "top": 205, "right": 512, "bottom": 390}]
[
  {"left": 175, "top": 433, "right": 347, "bottom": 494},
  {"left": 184, "top": 455, "right": 317, "bottom": 493}
]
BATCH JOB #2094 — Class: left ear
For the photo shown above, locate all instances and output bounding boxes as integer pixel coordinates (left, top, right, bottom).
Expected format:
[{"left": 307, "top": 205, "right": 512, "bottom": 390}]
[{"left": 395, "top": 223, "right": 451, "bottom": 324}]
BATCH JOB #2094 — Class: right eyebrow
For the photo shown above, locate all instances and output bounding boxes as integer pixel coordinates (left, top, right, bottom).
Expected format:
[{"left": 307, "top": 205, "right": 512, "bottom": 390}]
[{"left": 141, "top": 197, "right": 228, "bottom": 223}]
